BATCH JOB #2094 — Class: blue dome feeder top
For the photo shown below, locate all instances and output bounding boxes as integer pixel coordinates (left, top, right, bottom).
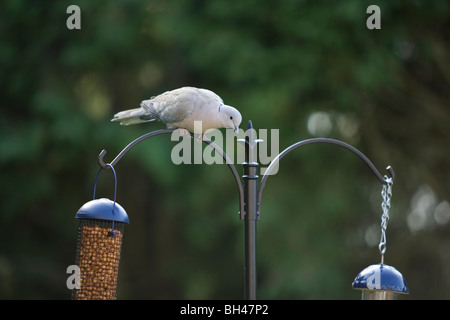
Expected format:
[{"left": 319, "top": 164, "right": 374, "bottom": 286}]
[
  {"left": 76, "top": 198, "right": 129, "bottom": 224},
  {"left": 352, "top": 264, "right": 409, "bottom": 300}
]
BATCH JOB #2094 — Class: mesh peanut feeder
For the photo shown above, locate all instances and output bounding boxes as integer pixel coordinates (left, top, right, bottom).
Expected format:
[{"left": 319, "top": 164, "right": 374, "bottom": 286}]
[{"left": 72, "top": 165, "right": 129, "bottom": 300}]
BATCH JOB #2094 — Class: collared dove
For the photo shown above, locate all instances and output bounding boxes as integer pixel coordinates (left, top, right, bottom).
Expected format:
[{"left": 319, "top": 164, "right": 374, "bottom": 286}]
[{"left": 111, "top": 87, "right": 242, "bottom": 135}]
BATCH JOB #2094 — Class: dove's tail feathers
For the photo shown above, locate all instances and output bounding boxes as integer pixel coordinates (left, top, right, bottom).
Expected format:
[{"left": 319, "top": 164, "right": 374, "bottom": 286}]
[{"left": 111, "top": 107, "right": 158, "bottom": 126}]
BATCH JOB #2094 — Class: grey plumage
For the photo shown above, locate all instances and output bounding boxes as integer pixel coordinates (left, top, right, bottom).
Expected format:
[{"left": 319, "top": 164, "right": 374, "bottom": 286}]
[{"left": 112, "top": 87, "right": 242, "bottom": 134}]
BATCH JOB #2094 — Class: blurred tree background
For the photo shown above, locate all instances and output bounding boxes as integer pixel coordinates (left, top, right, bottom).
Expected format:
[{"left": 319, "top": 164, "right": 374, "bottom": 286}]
[{"left": 0, "top": 0, "right": 448, "bottom": 299}]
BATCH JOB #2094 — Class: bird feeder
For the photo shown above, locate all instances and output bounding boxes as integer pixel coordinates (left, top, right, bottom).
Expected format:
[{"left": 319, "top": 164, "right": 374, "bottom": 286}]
[
  {"left": 72, "top": 165, "right": 129, "bottom": 300},
  {"left": 352, "top": 175, "right": 409, "bottom": 299}
]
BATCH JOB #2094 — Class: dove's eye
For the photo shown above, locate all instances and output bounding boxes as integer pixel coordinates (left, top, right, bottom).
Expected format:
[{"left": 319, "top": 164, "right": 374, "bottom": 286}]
[{"left": 230, "top": 116, "right": 233, "bottom": 120}]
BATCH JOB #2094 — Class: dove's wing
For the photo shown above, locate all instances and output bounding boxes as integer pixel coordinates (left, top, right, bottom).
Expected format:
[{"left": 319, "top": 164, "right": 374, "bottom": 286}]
[
  {"left": 153, "top": 87, "right": 197, "bottom": 124},
  {"left": 164, "top": 87, "right": 225, "bottom": 132},
  {"left": 112, "top": 87, "right": 196, "bottom": 125}
]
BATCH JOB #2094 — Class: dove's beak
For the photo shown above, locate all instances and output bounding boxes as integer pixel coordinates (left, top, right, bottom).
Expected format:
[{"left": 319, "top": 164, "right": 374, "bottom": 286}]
[{"left": 234, "top": 125, "right": 239, "bottom": 134}]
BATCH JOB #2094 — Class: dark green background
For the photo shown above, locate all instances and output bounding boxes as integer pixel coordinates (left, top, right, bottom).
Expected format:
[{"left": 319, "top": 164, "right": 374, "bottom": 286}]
[{"left": 1, "top": 0, "right": 448, "bottom": 299}]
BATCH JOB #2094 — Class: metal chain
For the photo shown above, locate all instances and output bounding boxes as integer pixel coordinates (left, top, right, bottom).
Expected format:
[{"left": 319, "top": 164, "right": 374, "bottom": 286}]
[{"left": 379, "top": 175, "right": 393, "bottom": 262}]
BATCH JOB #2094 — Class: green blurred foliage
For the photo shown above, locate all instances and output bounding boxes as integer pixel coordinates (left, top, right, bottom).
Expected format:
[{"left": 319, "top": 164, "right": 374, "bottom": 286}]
[{"left": 0, "top": 0, "right": 448, "bottom": 299}]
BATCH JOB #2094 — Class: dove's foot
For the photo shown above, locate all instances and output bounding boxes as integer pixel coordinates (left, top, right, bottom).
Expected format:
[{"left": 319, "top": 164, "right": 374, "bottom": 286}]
[
  {"left": 174, "top": 128, "right": 206, "bottom": 142},
  {"left": 192, "top": 133, "right": 206, "bottom": 142},
  {"left": 174, "top": 128, "right": 191, "bottom": 137}
]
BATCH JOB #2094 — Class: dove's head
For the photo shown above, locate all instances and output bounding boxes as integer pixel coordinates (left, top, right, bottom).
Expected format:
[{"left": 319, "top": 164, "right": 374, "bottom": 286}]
[{"left": 219, "top": 105, "right": 242, "bottom": 133}]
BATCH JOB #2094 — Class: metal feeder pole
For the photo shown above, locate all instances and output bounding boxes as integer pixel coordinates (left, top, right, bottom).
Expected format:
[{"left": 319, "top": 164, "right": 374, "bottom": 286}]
[{"left": 241, "top": 121, "right": 260, "bottom": 300}]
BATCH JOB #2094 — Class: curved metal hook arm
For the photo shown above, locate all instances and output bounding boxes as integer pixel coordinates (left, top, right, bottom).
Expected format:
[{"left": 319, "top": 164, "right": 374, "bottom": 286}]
[
  {"left": 201, "top": 139, "right": 245, "bottom": 217},
  {"left": 257, "top": 138, "right": 395, "bottom": 215},
  {"left": 98, "top": 129, "right": 175, "bottom": 168},
  {"left": 97, "top": 129, "right": 245, "bottom": 216}
]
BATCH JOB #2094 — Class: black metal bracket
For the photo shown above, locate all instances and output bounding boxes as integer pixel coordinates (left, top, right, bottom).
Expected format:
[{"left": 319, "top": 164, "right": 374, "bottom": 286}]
[
  {"left": 257, "top": 137, "right": 395, "bottom": 217},
  {"left": 96, "top": 120, "right": 395, "bottom": 300},
  {"left": 98, "top": 129, "right": 245, "bottom": 219}
]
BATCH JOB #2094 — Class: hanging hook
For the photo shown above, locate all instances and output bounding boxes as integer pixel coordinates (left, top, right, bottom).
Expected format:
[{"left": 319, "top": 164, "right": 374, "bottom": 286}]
[
  {"left": 93, "top": 163, "right": 118, "bottom": 237},
  {"left": 93, "top": 163, "right": 117, "bottom": 207},
  {"left": 98, "top": 149, "right": 109, "bottom": 169},
  {"left": 386, "top": 165, "right": 395, "bottom": 182}
]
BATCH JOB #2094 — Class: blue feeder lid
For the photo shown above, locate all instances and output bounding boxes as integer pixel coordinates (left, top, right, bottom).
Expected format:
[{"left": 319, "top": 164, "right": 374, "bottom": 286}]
[
  {"left": 76, "top": 198, "right": 129, "bottom": 224},
  {"left": 352, "top": 264, "right": 409, "bottom": 294}
]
